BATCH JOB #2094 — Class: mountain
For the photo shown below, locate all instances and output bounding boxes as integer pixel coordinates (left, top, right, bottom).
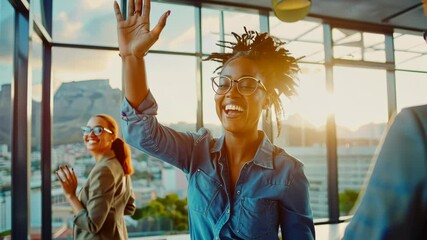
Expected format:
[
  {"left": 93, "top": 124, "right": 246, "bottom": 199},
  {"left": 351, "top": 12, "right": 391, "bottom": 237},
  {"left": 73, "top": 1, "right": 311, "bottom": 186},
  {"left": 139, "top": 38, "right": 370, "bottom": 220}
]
[
  {"left": 53, "top": 79, "right": 122, "bottom": 145},
  {"left": 0, "top": 79, "right": 122, "bottom": 147}
]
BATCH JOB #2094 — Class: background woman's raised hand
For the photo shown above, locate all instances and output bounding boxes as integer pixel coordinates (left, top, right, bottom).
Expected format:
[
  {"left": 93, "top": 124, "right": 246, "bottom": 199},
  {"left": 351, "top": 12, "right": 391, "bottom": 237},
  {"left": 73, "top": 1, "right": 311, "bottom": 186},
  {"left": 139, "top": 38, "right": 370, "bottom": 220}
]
[
  {"left": 113, "top": 0, "right": 170, "bottom": 58},
  {"left": 56, "top": 165, "right": 78, "bottom": 199}
]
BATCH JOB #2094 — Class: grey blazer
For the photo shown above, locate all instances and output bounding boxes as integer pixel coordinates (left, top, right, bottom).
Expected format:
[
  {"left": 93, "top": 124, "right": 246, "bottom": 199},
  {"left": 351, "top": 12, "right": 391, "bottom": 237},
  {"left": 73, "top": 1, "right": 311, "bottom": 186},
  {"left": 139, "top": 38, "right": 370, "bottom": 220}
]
[
  {"left": 73, "top": 150, "right": 136, "bottom": 240},
  {"left": 343, "top": 104, "right": 427, "bottom": 239}
]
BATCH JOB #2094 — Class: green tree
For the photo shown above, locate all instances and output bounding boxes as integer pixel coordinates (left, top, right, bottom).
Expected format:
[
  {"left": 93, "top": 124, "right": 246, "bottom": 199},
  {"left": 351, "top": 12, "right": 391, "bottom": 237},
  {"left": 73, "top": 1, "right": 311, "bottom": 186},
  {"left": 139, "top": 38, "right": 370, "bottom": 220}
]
[
  {"left": 132, "top": 193, "right": 188, "bottom": 231},
  {"left": 339, "top": 189, "right": 360, "bottom": 215}
]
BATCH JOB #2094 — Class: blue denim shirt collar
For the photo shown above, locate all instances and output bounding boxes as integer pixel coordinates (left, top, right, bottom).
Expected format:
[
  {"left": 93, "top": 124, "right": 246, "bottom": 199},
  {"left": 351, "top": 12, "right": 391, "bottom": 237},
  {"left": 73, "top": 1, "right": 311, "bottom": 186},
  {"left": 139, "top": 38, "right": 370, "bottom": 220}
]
[{"left": 210, "top": 131, "right": 274, "bottom": 170}]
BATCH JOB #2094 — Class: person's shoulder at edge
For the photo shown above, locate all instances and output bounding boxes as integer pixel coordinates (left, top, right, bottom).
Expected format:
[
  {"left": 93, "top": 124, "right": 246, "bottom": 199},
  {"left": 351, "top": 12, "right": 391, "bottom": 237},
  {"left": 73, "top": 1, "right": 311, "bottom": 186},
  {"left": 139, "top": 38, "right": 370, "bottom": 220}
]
[{"left": 389, "top": 104, "right": 427, "bottom": 135}]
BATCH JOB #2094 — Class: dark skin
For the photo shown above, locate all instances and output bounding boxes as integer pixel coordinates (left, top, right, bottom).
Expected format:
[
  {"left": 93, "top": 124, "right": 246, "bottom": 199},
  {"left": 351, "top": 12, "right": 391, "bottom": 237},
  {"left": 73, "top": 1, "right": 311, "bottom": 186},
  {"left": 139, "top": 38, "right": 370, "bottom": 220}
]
[
  {"left": 216, "top": 58, "right": 269, "bottom": 194},
  {"left": 115, "top": 0, "right": 269, "bottom": 196}
]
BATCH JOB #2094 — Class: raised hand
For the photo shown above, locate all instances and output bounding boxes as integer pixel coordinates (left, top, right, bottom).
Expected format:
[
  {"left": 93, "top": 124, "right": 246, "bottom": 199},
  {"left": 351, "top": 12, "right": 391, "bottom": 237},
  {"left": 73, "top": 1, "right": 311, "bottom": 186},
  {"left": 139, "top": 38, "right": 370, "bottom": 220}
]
[
  {"left": 56, "top": 165, "right": 78, "bottom": 199},
  {"left": 113, "top": 0, "right": 170, "bottom": 58}
]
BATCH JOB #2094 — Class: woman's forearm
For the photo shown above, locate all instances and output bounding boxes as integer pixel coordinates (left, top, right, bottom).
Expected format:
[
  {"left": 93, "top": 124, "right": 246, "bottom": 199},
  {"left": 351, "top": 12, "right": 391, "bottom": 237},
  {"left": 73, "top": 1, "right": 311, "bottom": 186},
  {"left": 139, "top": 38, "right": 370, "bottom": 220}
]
[
  {"left": 67, "top": 195, "right": 85, "bottom": 215},
  {"left": 123, "top": 55, "right": 149, "bottom": 108}
]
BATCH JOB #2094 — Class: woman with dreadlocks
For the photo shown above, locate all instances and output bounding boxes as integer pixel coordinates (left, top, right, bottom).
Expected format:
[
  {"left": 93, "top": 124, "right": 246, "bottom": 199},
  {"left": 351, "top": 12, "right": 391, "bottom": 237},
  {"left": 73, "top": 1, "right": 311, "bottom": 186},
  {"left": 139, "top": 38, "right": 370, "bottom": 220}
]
[{"left": 114, "top": 0, "right": 315, "bottom": 239}]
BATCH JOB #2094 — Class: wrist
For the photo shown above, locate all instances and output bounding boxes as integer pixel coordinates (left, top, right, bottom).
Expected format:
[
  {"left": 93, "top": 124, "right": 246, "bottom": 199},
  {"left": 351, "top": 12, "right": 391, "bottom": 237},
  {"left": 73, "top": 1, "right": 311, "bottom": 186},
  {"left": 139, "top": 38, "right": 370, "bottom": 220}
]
[{"left": 119, "top": 52, "right": 148, "bottom": 60}]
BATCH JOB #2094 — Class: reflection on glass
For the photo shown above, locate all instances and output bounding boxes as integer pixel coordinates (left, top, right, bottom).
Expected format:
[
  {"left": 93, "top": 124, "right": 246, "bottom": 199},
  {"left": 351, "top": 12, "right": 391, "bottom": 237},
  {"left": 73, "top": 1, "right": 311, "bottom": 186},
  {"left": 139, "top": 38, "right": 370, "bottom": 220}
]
[
  {"left": 332, "top": 28, "right": 386, "bottom": 62},
  {"left": 333, "top": 66, "right": 388, "bottom": 217},
  {"left": 30, "top": 33, "right": 43, "bottom": 237},
  {"left": 51, "top": 48, "right": 122, "bottom": 238},
  {"left": 274, "top": 64, "right": 328, "bottom": 218},
  {"left": 0, "top": 1, "right": 14, "bottom": 237},
  {"left": 396, "top": 71, "right": 427, "bottom": 111},
  {"left": 394, "top": 32, "right": 427, "bottom": 71},
  {"left": 270, "top": 17, "right": 324, "bottom": 63}
]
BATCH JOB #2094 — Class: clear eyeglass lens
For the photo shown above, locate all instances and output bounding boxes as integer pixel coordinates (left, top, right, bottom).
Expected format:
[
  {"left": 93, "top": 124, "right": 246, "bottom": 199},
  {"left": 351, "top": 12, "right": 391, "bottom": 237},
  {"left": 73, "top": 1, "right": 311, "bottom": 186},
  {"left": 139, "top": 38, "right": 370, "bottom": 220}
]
[
  {"left": 238, "top": 77, "right": 258, "bottom": 95},
  {"left": 212, "top": 76, "right": 259, "bottom": 95}
]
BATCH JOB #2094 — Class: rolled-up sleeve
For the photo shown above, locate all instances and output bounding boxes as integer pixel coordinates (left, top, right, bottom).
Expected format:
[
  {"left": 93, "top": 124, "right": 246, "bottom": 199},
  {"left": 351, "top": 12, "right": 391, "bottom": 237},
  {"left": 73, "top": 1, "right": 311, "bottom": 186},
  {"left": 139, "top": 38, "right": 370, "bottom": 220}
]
[{"left": 121, "top": 91, "right": 197, "bottom": 173}]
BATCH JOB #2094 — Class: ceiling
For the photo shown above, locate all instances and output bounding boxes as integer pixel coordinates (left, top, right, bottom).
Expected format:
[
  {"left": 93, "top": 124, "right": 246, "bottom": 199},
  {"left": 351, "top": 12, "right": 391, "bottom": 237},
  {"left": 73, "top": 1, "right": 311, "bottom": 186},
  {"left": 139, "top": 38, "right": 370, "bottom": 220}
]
[{"left": 192, "top": 0, "right": 427, "bottom": 32}]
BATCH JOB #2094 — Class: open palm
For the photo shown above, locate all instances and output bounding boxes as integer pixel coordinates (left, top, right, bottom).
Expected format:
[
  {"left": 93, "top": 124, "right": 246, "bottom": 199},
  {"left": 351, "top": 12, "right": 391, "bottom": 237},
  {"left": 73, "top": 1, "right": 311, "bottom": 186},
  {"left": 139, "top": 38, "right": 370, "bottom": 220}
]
[{"left": 114, "top": 0, "right": 169, "bottom": 58}]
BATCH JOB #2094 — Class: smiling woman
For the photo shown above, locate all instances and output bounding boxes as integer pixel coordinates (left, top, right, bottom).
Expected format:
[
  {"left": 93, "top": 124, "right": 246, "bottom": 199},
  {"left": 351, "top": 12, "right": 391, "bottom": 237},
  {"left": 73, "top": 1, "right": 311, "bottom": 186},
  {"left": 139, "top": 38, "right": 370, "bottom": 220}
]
[
  {"left": 116, "top": 0, "right": 315, "bottom": 239},
  {"left": 55, "top": 114, "right": 135, "bottom": 239}
]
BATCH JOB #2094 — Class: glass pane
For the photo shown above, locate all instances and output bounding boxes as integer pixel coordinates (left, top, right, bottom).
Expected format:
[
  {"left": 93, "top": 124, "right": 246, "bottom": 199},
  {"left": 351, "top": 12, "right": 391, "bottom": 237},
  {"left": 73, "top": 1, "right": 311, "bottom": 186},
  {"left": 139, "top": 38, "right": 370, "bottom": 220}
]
[
  {"left": 333, "top": 28, "right": 386, "bottom": 62},
  {"left": 362, "top": 32, "right": 385, "bottom": 62},
  {"left": 31, "top": 0, "right": 44, "bottom": 29},
  {"left": 0, "top": 1, "right": 14, "bottom": 237},
  {"left": 394, "top": 32, "right": 427, "bottom": 71},
  {"left": 201, "top": 8, "right": 221, "bottom": 54},
  {"left": 396, "top": 71, "right": 427, "bottom": 111},
  {"left": 127, "top": 54, "right": 196, "bottom": 236},
  {"left": 273, "top": 64, "right": 328, "bottom": 218},
  {"left": 223, "top": 11, "right": 259, "bottom": 52},
  {"left": 270, "top": 17, "right": 324, "bottom": 63},
  {"left": 333, "top": 67, "right": 388, "bottom": 216},
  {"left": 52, "top": 0, "right": 119, "bottom": 47},
  {"left": 51, "top": 48, "right": 122, "bottom": 238},
  {"left": 30, "top": 33, "right": 43, "bottom": 238},
  {"left": 150, "top": 2, "right": 196, "bottom": 52}
]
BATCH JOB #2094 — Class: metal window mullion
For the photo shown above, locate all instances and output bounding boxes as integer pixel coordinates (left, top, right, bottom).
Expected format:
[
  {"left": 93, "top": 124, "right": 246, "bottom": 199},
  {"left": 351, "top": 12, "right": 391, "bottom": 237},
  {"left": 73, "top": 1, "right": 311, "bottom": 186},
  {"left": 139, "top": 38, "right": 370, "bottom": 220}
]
[
  {"left": 385, "top": 34, "right": 396, "bottom": 119},
  {"left": 323, "top": 23, "right": 339, "bottom": 223},
  {"left": 11, "top": 6, "right": 31, "bottom": 240},
  {"left": 259, "top": 12, "right": 273, "bottom": 142},
  {"left": 195, "top": 5, "right": 203, "bottom": 130}
]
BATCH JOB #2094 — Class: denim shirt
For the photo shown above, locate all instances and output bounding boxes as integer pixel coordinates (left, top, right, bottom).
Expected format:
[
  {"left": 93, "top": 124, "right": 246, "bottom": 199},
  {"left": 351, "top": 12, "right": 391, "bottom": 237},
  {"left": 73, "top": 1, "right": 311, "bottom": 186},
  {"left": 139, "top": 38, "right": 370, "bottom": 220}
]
[{"left": 121, "top": 91, "right": 315, "bottom": 240}]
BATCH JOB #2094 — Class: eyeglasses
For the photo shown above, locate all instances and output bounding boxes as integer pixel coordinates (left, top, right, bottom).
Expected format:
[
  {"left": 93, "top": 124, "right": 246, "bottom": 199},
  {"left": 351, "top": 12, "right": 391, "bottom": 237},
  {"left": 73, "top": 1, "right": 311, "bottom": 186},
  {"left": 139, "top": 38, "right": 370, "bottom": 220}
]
[
  {"left": 80, "top": 126, "right": 113, "bottom": 136},
  {"left": 211, "top": 75, "right": 267, "bottom": 96}
]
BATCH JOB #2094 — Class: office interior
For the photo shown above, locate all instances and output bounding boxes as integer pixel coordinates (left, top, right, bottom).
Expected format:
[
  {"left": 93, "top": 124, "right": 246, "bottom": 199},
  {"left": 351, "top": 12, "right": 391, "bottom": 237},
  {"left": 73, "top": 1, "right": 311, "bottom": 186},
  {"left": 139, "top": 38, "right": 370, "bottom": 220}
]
[{"left": 1, "top": 0, "right": 426, "bottom": 239}]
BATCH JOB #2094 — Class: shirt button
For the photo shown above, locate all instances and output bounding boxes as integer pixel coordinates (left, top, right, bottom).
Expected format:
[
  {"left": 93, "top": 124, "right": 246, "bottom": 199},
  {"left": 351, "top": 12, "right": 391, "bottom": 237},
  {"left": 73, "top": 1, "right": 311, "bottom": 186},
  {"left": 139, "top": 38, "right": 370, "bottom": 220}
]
[
  {"left": 142, "top": 116, "right": 148, "bottom": 121},
  {"left": 236, "top": 190, "right": 240, "bottom": 195},
  {"left": 226, "top": 209, "right": 230, "bottom": 214}
]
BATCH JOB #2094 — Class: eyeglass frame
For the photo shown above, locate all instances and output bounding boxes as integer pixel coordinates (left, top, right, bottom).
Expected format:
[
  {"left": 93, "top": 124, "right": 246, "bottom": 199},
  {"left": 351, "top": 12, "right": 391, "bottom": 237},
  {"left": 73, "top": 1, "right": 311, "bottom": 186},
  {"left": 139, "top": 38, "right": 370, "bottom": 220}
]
[
  {"left": 80, "top": 126, "right": 113, "bottom": 136},
  {"left": 210, "top": 75, "right": 268, "bottom": 96}
]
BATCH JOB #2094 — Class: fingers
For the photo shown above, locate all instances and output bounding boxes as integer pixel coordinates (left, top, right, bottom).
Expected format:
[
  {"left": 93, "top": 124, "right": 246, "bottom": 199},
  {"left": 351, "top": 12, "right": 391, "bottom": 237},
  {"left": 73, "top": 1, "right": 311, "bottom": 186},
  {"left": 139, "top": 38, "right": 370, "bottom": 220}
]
[
  {"left": 135, "top": 0, "right": 142, "bottom": 16},
  {"left": 113, "top": 1, "right": 123, "bottom": 22},
  {"left": 143, "top": 0, "right": 151, "bottom": 18},
  {"left": 128, "top": 0, "right": 135, "bottom": 17},
  {"left": 151, "top": 10, "right": 170, "bottom": 38},
  {"left": 55, "top": 170, "right": 64, "bottom": 183},
  {"left": 56, "top": 165, "right": 76, "bottom": 184}
]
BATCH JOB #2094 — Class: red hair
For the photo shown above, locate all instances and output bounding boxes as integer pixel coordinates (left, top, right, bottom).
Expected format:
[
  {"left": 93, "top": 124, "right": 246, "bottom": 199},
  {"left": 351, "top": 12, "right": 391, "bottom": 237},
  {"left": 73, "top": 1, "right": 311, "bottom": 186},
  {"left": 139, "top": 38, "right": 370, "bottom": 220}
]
[{"left": 95, "top": 114, "right": 134, "bottom": 175}]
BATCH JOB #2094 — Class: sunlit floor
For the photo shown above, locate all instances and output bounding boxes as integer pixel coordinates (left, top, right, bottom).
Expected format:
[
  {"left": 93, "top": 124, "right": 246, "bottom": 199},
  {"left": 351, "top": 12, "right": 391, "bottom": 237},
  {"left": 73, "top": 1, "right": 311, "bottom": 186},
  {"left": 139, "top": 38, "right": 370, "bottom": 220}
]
[{"left": 130, "top": 222, "right": 349, "bottom": 240}]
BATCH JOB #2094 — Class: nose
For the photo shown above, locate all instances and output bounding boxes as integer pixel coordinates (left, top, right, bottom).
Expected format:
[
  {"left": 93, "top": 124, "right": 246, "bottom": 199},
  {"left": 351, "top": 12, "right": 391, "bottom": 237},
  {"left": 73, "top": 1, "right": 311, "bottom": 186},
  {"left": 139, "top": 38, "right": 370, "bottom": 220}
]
[{"left": 225, "top": 80, "right": 240, "bottom": 97}]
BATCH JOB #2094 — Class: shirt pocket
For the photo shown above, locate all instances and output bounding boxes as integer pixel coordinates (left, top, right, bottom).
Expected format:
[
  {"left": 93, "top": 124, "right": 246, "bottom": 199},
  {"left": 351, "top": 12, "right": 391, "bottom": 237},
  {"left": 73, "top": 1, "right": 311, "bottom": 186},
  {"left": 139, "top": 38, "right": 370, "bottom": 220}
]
[
  {"left": 188, "top": 168, "right": 223, "bottom": 216},
  {"left": 236, "top": 197, "right": 279, "bottom": 239}
]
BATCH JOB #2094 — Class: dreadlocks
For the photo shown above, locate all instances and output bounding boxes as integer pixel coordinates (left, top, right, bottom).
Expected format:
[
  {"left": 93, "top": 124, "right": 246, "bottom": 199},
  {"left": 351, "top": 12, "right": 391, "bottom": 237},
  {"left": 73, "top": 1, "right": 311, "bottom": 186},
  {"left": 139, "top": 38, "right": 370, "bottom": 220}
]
[{"left": 204, "top": 27, "right": 300, "bottom": 136}]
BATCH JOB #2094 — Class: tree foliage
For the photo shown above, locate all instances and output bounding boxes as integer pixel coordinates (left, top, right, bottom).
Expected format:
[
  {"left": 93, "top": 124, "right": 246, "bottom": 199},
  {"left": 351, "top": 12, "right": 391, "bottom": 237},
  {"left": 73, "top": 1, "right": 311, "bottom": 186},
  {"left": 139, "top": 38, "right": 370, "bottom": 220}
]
[
  {"left": 132, "top": 193, "right": 188, "bottom": 231},
  {"left": 339, "top": 189, "right": 360, "bottom": 215}
]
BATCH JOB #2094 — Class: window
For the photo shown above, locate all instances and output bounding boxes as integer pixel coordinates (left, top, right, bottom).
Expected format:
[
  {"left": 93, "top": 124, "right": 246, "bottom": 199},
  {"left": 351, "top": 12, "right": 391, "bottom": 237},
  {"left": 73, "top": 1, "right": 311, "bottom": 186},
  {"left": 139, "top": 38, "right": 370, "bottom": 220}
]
[
  {"left": 0, "top": 1, "right": 14, "bottom": 236},
  {"left": 51, "top": 47, "right": 122, "bottom": 237},
  {"left": 30, "top": 32, "right": 43, "bottom": 237},
  {"left": 333, "top": 66, "right": 388, "bottom": 216}
]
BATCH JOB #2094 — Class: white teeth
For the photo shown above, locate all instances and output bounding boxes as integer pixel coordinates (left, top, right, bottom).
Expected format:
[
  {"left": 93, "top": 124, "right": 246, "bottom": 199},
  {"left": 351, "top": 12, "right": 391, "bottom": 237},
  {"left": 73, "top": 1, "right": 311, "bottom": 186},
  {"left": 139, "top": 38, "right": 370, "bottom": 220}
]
[
  {"left": 225, "top": 104, "right": 244, "bottom": 112},
  {"left": 88, "top": 140, "right": 98, "bottom": 144}
]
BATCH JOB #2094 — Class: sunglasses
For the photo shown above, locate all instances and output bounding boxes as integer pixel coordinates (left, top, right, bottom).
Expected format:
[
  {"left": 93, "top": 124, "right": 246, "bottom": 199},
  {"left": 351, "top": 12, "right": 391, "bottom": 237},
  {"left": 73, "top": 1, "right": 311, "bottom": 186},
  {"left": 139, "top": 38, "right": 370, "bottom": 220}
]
[{"left": 80, "top": 126, "right": 113, "bottom": 136}]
